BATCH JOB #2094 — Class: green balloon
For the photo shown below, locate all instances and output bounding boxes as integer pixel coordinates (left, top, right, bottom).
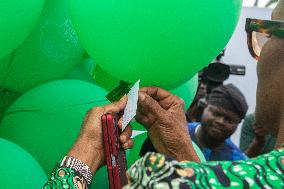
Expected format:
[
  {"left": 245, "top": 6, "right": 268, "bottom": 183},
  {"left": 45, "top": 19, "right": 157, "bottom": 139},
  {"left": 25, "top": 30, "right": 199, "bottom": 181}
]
[
  {"left": 170, "top": 74, "right": 198, "bottom": 109},
  {"left": 0, "top": 138, "right": 47, "bottom": 188},
  {"left": 127, "top": 132, "right": 148, "bottom": 167},
  {"left": 90, "top": 166, "right": 109, "bottom": 189},
  {"left": 0, "top": 80, "right": 108, "bottom": 177},
  {"left": 70, "top": 0, "right": 242, "bottom": 87},
  {"left": 0, "top": 89, "right": 21, "bottom": 121},
  {"left": 67, "top": 58, "right": 97, "bottom": 83},
  {"left": 0, "top": 0, "right": 85, "bottom": 93},
  {"left": 93, "top": 65, "right": 122, "bottom": 91},
  {"left": 0, "top": 0, "right": 44, "bottom": 58}
]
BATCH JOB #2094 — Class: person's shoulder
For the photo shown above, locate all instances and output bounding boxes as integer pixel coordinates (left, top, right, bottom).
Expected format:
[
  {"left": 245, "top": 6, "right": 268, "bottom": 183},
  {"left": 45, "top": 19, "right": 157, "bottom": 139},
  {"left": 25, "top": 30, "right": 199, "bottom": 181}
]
[
  {"left": 225, "top": 139, "right": 240, "bottom": 149},
  {"left": 187, "top": 122, "right": 200, "bottom": 142},
  {"left": 187, "top": 122, "right": 200, "bottom": 134},
  {"left": 225, "top": 139, "right": 248, "bottom": 160},
  {"left": 188, "top": 122, "right": 200, "bottom": 129}
]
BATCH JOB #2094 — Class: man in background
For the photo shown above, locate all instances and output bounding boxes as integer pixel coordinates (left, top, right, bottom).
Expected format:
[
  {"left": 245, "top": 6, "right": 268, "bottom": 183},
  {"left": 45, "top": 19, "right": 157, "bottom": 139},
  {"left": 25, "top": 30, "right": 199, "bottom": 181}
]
[{"left": 188, "top": 84, "right": 248, "bottom": 161}]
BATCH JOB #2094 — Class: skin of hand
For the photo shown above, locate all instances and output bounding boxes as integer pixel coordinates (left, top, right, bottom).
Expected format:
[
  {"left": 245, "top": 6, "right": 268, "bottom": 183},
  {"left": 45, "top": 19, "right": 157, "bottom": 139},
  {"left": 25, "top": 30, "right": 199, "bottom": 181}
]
[
  {"left": 245, "top": 124, "right": 268, "bottom": 158},
  {"left": 136, "top": 87, "right": 200, "bottom": 162},
  {"left": 253, "top": 124, "right": 268, "bottom": 143},
  {"left": 67, "top": 96, "right": 133, "bottom": 174}
]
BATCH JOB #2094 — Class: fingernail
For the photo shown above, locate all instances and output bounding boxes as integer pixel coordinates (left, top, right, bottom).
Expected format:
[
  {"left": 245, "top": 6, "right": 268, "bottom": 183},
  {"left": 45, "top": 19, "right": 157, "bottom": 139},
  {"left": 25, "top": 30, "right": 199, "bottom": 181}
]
[
  {"left": 139, "top": 93, "right": 145, "bottom": 101},
  {"left": 120, "top": 135, "right": 126, "bottom": 142},
  {"left": 123, "top": 142, "right": 128, "bottom": 148},
  {"left": 118, "top": 119, "right": 122, "bottom": 126}
]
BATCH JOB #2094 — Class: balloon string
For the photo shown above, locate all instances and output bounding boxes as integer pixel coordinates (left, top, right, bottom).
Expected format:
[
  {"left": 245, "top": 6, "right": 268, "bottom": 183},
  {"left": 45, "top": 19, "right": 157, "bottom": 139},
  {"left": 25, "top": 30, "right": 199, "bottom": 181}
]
[{"left": 4, "top": 99, "right": 109, "bottom": 115}]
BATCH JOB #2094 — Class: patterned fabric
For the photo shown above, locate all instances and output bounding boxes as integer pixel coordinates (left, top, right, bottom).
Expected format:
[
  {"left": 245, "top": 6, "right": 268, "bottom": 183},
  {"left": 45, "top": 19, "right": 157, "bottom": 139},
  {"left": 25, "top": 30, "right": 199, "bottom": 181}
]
[
  {"left": 188, "top": 122, "right": 247, "bottom": 161},
  {"left": 124, "top": 149, "right": 284, "bottom": 189},
  {"left": 60, "top": 156, "right": 93, "bottom": 185},
  {"left": 240, "top": 113, "right": 276, "bottom": 154},
  {"left": 42, "top": 167, "right": 87, "bottom": 189}
]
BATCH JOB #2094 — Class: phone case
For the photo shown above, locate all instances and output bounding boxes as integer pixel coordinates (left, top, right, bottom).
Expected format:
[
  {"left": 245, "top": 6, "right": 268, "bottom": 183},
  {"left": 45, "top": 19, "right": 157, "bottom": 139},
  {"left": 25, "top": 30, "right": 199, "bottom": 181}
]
[{"left": 102, "top": 113, "right": 128, "bottom": 189}]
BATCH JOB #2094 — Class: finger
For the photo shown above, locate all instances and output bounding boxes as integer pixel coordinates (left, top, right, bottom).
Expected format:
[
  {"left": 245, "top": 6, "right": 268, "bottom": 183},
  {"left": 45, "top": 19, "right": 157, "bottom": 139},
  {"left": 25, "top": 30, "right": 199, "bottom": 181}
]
[
  {"left": 138, "top": 92, "right": 167, "bottom": 119},
  {"left": 84, "top": 106, "right": 104, "bottom": 124},
  {"left": 139, "top": 87, "right": 173, "bottom": 102},
  {"left": 254, "top": 126, "right": 267, "bottom": 133},
  {"left": 117, "top": 118, "right": 123, "bottom": 129},
  {"left": 123, "top": 139, "right": 134, "bottom": 149},
  {"left": 137, "top": 103, "right": 145, "bottom": 115},
  {"left": 120, "top": 125, "right": 132, "bottom": 143},
  {"left": 140, "top": 87, "right": 185, "bottom": 111},
  {"left": 257, "top": 130, "right": 267, "bottom": 135},
  {"left": 135, "top": 112, "right": 152, "bottom": 130},
  {"left": 104, "top": 95, "right": 128, "bottom": 114}
]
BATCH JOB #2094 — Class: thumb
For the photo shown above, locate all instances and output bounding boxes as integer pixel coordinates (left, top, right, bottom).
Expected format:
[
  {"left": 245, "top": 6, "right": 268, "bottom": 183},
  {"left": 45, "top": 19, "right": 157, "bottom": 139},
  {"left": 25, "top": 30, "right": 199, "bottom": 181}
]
[{"left": 138, "top": 92, "right": 166, "bottom": 118}]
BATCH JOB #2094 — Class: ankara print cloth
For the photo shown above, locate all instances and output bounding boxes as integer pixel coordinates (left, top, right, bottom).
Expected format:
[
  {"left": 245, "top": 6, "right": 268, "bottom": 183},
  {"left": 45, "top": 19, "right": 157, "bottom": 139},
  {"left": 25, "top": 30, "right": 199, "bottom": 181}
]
[
  {"left": 125, "top": 149, "right": 284, "bottom": 189},
  {"left": 42, "top": 167, "right": 87, "bottom": 189},
  {"left": 42, "top": 149, "right": 284, "bottom": 188}
]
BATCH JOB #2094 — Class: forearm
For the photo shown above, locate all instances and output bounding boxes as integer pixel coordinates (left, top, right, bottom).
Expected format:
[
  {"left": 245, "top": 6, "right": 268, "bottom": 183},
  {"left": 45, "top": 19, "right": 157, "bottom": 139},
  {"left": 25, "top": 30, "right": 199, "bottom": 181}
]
[
  {"left": 42, "top": 137, "right": 103, "bottom": 188},
  {"left": 67, "top": 138, "right": 102, "bottom": 175}
]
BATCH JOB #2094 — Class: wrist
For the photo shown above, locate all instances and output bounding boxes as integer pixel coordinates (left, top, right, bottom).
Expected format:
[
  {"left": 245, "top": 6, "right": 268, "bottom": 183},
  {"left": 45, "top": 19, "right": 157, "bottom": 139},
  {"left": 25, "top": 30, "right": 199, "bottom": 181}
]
[
  {"left": 67, "top": 139, "right": 104, "bottom": 174},
  {"left": 174, "top": 137, "right": 200, "bottom": 162}
]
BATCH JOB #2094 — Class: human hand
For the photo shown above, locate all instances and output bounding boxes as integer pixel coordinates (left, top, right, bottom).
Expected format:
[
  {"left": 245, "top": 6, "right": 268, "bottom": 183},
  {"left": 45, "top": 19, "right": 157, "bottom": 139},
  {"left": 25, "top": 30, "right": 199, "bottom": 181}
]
[
  {"left": 253, "top": 124, "right": 268, "bottom": 143},
  {"left": 67, "top": 96, "right": 133, "bottom": 174},
  {"left": 136, "top": 87, "right": 199, "bottom": 162}
]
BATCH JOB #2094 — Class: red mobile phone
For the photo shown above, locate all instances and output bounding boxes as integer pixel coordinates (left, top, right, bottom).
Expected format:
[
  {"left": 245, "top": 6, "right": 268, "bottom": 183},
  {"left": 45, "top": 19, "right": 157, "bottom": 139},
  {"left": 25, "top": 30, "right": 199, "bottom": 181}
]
[{"left": 102, "top": 113, "right": 128, "bottom": 189}]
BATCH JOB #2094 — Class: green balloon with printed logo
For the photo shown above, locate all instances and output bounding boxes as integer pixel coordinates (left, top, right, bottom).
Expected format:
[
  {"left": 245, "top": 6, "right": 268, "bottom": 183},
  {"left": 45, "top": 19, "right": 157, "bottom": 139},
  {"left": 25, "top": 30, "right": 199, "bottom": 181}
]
[
  {"left": 0, "top": 138, "right": 47, "bottom": 189},
  {"left": 0, "top": 0, "right": 85, "bottom": 93},
  {"left": 0, "top": 0, "right": 44, "bottom": 58},
  {"left": 70, "top": 0, "right": 242, "bottom": 88}
]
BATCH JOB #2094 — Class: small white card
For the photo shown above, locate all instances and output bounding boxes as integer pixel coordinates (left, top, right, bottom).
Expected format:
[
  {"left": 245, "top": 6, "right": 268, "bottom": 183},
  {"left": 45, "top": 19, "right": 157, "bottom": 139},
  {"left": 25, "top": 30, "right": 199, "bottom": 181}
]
[{"left": 122, "top": 79, "right": 140, "bottom": 130}]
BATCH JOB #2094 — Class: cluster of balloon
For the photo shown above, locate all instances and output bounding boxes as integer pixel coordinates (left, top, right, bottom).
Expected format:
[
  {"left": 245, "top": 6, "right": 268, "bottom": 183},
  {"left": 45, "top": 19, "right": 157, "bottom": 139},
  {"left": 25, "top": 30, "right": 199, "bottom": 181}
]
[
  {"left": 0, "top": 0, "right": 44, "bottom": 58},
  {"left": 0, "top": 80, "right": 110, "bottom": 188},
  {"left": 69, "top": 0, "right": 242, "bottom": 88},
  {"left": 0, "top": 138, "right": 47, "bottom": 189},
  {"left": 0, "top": 0, "right": 85, "bottom": 93},
  {"left": 0, "top": 0, "right": 243, "bottom": 187}
]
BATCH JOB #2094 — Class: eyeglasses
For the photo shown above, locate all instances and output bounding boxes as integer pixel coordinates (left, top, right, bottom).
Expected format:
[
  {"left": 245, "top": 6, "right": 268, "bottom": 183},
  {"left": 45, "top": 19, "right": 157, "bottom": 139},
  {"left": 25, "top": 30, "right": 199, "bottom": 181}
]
[{"left": 245, "top": 18, "right": 284, "bottom": 60}]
